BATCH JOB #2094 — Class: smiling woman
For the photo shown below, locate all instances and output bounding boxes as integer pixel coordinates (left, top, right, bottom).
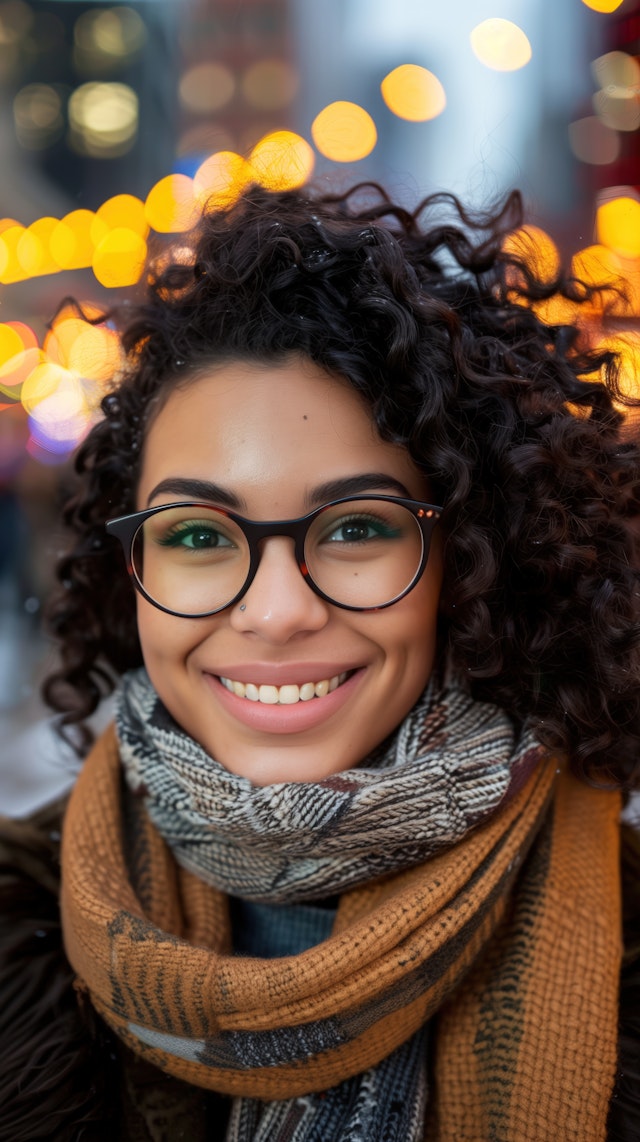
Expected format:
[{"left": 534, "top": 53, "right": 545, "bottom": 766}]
[{"left": 2, "top": 183, "right": 640, "bottom": 1141}]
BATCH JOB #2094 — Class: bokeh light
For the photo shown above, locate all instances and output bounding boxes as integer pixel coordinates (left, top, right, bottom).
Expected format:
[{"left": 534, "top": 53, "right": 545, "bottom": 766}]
[
  {"left": 13, "top": 83, "right": 64, "bottom": 149},
  {"left": 50, "top": 209, "right": 108, "bottom": 270},
  {"left": 17, "top": 218, "right": 61, "bottom": 276},
  {"left": 600, "top": 333, "right": 640, "bottom": 400},
  {"left": 470, "top": 20, "right": 532, "bottom": 72},
  {"left": 92, "top": 228, "right": 147, "bottom": 288},
  {"left": 94, "top": 194, "right": 149, "bottom": 241},
  {"left": 65, "top": 321, "right": 123, "bottom": 381},
  {"left": 580, "top": 0, "right": 624, "bottom": 12},
  {"left": 0, "top": 347, "right": 45, "bottom": 402},
  {"left": 597, "top": 196, "right": 640, "bottom": 259},
  {"left": 144, "top": 174, "right": 200, "bottom": 233},
  {"left": 0, "top": 225, "right": 28, "bottom": 283},
  {"left": 194, "top": 151, "right": 255, "bottom": 208},
  {"left": 0, "top": 322, "right": 26, "bottom": 368},
  {"left": 250, "top": 131, "right": 314, "bottom": 190},
  {"left": 241, "top": 60, "right": 298, "bottom": 111},
  {"left": 311, "top": 101, "right": 377, "bottom": 162},
  {"left": 381, "top": 64, "right": 446, "bottom": 122},
  {"left": 568, "top": 117, "right": 620, "bottom": 165},
  {"left": 593, "top": 86, "right": 640, "bottom": 134},
  {"left": 179, "top": 62, "right": 235, "bottom": 115},
  {"left": 68, "top": 81, "right": 138, "bottom": 158},
  {"left": 74, "top": 5, "right": 146, "bottom": 71},
  {"left": 503, "top": 225, "right": 561, "bottom": 284}
]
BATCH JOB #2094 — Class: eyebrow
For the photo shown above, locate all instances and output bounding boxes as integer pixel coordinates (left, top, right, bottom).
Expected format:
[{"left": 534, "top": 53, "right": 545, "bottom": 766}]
[{"left": 146, "top": 472, "right": 413, "bottom": 512}]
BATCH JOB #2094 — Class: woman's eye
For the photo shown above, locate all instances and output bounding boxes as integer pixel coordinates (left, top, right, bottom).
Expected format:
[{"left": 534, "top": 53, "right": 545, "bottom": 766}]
[
  {"left": 325, "top": 517, "right": 400, "bottom": 544},
  {"left": 159, "top": 524, "right": 233, "bottom": 549}
]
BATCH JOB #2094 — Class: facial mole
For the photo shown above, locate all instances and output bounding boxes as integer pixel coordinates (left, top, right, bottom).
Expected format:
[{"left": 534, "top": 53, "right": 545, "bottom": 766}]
[{"left": 303, "top": 414, "right": 308, "bottom": 420}]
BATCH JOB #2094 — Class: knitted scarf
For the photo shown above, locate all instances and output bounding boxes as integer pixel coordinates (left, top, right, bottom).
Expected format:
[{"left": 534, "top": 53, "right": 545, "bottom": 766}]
[{"left": 60, "top": 668, "right": 622, "bottom": 1141}]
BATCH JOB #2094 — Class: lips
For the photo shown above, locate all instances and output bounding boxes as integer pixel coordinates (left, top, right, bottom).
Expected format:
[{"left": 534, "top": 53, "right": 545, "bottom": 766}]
[
  {"left": 204, "top": 667, "right": 364, "bottom": 735},
  {"left": 218, "top": 672, "right": 350, "bottom": 705}
]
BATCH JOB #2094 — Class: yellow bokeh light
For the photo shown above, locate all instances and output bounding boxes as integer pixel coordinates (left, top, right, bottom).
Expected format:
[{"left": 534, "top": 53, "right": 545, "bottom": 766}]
[
  {"left": 503, "top": 225, "right": 561, "bottom": 285},
  {"left": 8, "top": 322, "right": 37, "bottom": 352},
  {"left": 50, "top": 210, "right": 108, "bottom": 270},
  {"left": 572, "top": 244, "right": 622, "bottom": 288},
  {"left": 250, "top": 131, "right": 315, "bottom": 190},
  {"left": 597, "top": 196, "right": 640, "bottom": 259},
  {"left": 572, "top": 244, "right": 638, "bottom": 317},
  {"left": 581, "top": 0, "right": 624, "bottom": 11},
  {"left": 92, "top": 228, "right": 147, "bottom": 288},
  {"left": 470, "top": 19, "right": 532, "bottom": 72},
  {"left": 0, "top": 348, "right": 44, "bottom": 400},
  {"left": 311, "top": 102, "right": 377, "bottom": 162},
  {"left": 94, "top": 194, "right": 149, "bottom": 241},
  {"left": 144, "top": 174, "right": 200, "bottom": 233},
  {"left": 194, "top": 151, "right": 255, "bottom": 209},
  {"left": 17, "top": 217, "right": 61, "bottom": 276},
  {"left": 381, "top": 64, "right": 446, "bottom": 122},
  {"left": 0, "top": 225, "right": 28, "bottom": 283},
  {"left": 21, "top": 361, "right": 72, "bottom": 414},
  {"left": 44, "top": 317, "right": 86, "bottom": 368},
  {"left": 66, "top": 322, "right": 123, "bottom": 381},
  {"left": 0, "top": 323, "right": 25, "bottom": 367}
]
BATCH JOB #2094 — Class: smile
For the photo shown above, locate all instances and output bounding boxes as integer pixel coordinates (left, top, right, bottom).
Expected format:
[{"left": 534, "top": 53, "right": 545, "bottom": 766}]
[{"left": 218, "top": 672, "right": 350, "bottom": 704}]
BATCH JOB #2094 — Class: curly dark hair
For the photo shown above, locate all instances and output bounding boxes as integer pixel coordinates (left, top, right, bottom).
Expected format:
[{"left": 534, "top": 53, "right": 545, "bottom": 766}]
[{"left": 43, "top": 181, "right": 640, "bottom": 787}]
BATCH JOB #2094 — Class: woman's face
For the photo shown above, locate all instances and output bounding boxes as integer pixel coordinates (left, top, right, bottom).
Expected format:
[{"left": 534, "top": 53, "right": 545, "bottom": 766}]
[{"left": 135, "top": 357, "right": 443, "bottom": 784}]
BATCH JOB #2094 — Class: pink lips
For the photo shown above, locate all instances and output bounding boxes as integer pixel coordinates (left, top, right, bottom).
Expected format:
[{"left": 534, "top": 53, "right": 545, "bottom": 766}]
[{"left": 204, "top": 668, "right": 364, "bottom": 734}]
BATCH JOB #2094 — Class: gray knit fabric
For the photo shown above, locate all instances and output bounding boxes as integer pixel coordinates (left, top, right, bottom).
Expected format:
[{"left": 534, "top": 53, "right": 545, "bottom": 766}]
[{"left": 116, "top": 665, "right": 541, "bottom": 904}]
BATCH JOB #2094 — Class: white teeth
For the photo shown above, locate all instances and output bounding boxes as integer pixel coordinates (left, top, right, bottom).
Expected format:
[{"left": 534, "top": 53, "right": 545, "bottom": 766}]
[{"left": 219, "top": 672, "right": 348, "bottom": 704}]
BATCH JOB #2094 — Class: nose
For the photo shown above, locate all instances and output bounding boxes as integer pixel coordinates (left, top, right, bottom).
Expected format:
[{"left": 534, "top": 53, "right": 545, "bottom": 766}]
[{"left": 229, "top": 536, "right": 330, "bottom": 643}]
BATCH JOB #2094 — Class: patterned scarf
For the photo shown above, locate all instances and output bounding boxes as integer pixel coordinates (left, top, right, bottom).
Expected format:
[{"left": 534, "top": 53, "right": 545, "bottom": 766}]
[{"left": 60, "top": 668, "right": 622, "bottom": 1141}]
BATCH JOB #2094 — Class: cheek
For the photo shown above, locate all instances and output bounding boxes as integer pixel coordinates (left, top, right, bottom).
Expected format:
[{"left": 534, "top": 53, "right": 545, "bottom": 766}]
[{"left": 135, "top": 599, "right": 199, "bottom": 673}]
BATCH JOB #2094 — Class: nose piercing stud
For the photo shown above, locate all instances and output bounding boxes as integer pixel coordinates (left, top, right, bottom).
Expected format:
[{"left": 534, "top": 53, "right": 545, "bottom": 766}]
[{"left": 239, "top": 603, "right": 246, "bottom": 612}]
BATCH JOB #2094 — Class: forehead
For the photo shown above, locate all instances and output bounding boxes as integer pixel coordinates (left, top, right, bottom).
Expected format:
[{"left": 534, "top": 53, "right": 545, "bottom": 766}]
[{"left": 136, "top": 356, "right": 427, "bottom": 512}]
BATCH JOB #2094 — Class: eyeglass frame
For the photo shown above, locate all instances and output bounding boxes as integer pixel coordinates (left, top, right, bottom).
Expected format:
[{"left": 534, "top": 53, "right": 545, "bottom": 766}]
[{"left": 105, "top": 494, "right": 443, "bottom": 617}]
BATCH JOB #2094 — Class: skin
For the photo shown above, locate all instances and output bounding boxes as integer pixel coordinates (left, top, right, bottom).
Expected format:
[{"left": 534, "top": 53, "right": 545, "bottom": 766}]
[{"left": 135, "top": 356, "right": 444, "bottom": 785}]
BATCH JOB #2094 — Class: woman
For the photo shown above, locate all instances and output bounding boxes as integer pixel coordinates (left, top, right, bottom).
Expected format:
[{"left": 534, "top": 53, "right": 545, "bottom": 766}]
[{"left": 1, "top": 183, "right": 640, "bottom": 1141}]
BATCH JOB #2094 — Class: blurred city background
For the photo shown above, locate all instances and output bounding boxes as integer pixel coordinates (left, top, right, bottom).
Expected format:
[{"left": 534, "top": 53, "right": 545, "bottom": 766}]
[{"left": 0, "top": 0, "right": 638, "bottom": 813}]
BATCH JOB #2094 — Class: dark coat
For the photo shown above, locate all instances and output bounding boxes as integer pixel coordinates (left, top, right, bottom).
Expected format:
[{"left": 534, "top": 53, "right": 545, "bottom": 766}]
[{"left": 1, "top": 797, "right": 640, "bottom": 1141}]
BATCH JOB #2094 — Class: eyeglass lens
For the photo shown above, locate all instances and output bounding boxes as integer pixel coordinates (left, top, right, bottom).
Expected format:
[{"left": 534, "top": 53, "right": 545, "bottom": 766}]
[{"left": 131, "top": 500, "right": 425, "bottom": 615}]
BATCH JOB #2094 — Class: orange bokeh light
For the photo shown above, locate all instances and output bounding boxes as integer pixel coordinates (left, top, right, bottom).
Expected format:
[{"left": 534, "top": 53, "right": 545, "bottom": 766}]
[
  {"left": 249, "top": 131, "right": 315, "bottom": 190},
  {"left": 504, "top": 225, "right": 561, "bottom": 284},
  {"left": 311, "top": 102, "right": 377, "bottom": 162},
  {"left": 144, "top": 174, "right": 200, "bottom": 233},
  {"left": 596, "top": 197, "right": 640, "bottom": 260},
  {"left": 194, "top": 151, "right": 255, "bottom": 208},
  {"left": 381, "top": 65, "right": 446, "bottom": 122}
]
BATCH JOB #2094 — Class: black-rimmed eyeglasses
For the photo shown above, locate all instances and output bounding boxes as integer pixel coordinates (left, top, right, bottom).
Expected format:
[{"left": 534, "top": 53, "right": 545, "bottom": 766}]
[{"left": 105, "top": 495, "right": 443, "bottom": 617}]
